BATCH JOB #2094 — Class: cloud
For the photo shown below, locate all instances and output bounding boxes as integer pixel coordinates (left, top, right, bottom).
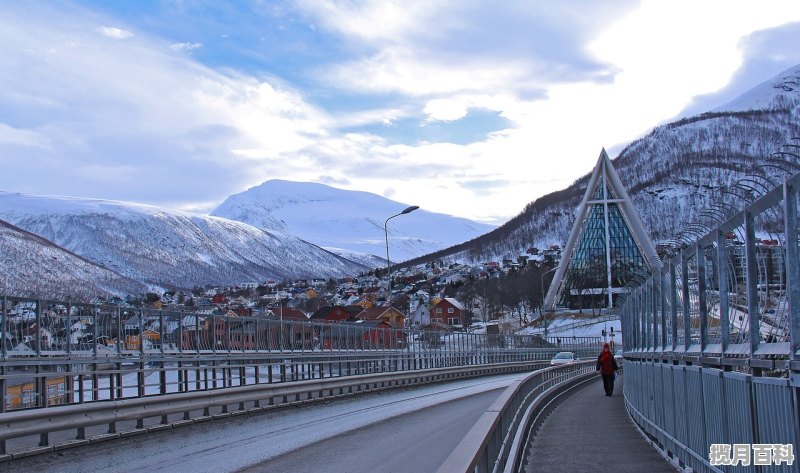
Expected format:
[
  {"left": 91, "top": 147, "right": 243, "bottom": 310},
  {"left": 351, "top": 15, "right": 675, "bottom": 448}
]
[
  {"left": 97, "top": 26, "right": 133, "bottom": 39},
  {"left": 0, "top": 123, "right": 50, "bottom": 149},
  {"left": 296, "top": 0, "right": 442, "bottom": 44},
  {"left": 2, "top": 1, "right": 800, "bottom": 224},
  {"left": 0, "top": 3, "right": 330, "bottom": 211},
  {"left": 170, "top": 42, "right": 202, "bottom": 52},
  {"left": 676, "top": 20, "right": 800, "bottom": 118}
]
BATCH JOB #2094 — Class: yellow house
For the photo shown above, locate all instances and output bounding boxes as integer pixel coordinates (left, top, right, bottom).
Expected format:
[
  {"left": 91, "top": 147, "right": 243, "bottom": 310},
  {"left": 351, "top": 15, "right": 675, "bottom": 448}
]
[
  {"left": 6, "top": 374, "right": 71, "bottom": 409},
  {"left": 356, "top": 306, "right": 405, "bottom": 329}
]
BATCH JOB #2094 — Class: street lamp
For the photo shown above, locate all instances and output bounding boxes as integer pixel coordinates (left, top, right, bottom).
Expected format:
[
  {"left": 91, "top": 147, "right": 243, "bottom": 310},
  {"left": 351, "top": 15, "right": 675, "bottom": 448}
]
[
  {"left": 539, "top": 265, "right": 559, "bottom": 337},
  {"left": 3, "top": 258, "right": 11, "bottom": 296},
  {"left": 384, "top": 205, "right": 419, "bottom": 302}
]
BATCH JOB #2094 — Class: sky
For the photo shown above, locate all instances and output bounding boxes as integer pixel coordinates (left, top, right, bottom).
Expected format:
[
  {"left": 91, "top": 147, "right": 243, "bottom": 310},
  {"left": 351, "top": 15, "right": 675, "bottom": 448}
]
[{"left": 2, "top": 1, "right": 800, "bottom": 224}]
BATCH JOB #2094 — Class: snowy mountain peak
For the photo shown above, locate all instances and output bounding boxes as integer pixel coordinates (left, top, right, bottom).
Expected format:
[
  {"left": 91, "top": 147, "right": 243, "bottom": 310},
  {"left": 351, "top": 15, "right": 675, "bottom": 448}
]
[
  {"left": 0, "top": 192, "right": 369, "bottom": 290},
  {"left": 716, "top": 64, "right": 800, "bottom": 112},
  {"left": 212, "top": 180, "right": 497, "bottom": 262}
]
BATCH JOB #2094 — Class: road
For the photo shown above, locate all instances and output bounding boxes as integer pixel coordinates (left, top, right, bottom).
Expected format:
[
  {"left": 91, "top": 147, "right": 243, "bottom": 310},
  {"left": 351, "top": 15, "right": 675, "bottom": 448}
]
[{"left": 4, "top": 372, "right": 523, "bottom": 473}]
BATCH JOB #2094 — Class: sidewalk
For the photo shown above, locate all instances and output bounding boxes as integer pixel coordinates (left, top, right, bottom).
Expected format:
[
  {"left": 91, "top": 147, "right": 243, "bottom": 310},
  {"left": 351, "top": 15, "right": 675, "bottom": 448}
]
[{"left": 524, "top": 374, "right": 678, "bottom": 473}]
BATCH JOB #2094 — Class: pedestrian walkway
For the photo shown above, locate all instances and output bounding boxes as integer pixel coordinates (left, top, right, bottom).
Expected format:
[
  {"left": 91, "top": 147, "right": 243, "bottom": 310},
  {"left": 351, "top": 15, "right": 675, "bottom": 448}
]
[{"left": 524, "top": 374, "right": 678, "bottom": 473}]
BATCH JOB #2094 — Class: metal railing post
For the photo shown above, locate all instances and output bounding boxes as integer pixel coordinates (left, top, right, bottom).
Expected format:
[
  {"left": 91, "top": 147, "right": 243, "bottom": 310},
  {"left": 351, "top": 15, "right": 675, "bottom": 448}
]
[
  {"left": 717, "top": 230, "right": 730, "bottom": 358},
  {"left": 784, "top": 179, "right": 800, "bottom": 366},
  {"left": 681, "top": 250, "right": 691, "bottom": 353},
  {"left": 660, "top": 268, "right": 667, "bottom": 352},
  {"left": 670, "top": 258, "right": 678, "bottom": 353},
  {"left": 696, "top": 243, "right": 708, "bottom": 353},
  {"left": 743, "top": 210, "right": 761, "bottom": 361}
]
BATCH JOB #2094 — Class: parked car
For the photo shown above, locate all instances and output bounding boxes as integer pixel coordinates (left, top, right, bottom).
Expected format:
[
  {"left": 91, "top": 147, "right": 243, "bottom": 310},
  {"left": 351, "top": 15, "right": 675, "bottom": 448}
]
[{"left": 550, "top": 351, "right": 577, "bottom": 366}]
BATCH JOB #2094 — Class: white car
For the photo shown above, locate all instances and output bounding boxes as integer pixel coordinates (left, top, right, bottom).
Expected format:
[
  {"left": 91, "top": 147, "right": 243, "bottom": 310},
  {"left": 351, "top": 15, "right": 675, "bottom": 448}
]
[{"left": 550, "top": 351, "right": 577, "bottom": 366}]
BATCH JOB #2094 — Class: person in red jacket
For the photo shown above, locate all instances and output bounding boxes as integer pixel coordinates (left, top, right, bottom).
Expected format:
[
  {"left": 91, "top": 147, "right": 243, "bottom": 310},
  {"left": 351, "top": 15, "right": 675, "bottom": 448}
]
[{"left": 596, "top": 342, "right": 619, "bottom": 396}]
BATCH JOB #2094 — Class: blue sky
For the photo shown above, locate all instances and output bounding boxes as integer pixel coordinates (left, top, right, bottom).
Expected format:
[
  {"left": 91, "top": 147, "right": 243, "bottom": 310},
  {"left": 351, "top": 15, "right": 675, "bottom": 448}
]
[{"left": 2, "top": 1, "right": 800, "bottom": 223}]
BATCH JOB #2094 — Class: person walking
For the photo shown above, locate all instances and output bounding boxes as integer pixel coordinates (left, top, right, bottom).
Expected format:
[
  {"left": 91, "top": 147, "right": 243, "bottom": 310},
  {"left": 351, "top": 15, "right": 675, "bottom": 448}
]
[{"left": 596, "top": 342, "right": 618, "bottom": 396}]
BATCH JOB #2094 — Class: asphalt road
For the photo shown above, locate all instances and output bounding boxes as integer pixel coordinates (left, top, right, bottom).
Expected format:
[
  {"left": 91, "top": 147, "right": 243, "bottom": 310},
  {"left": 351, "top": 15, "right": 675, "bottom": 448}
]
[
  {"left": 236, "top": 388, "right": 501, "bottom": 473},
  {"left": 2, "top": 373, "right": 520, "bottom": 473}
]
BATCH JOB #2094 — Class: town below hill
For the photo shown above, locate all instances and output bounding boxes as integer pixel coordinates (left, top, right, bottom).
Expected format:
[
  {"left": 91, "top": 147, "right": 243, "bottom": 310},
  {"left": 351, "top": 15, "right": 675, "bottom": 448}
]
[{"left": 88, "top": 249, "right": 566, "bottom": 334}]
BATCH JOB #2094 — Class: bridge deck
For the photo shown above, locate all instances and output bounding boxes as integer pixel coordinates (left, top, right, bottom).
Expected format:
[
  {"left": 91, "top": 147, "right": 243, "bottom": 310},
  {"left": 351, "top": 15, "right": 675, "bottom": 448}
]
[{"left": 524, "top": 374, "right": 677, "bottom": 473}]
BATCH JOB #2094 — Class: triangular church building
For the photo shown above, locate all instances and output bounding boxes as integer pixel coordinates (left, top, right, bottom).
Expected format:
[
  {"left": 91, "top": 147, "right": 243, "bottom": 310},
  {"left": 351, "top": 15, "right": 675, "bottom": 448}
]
[{"left": 543, "top": 149, "right": 661, "bottom": 311}]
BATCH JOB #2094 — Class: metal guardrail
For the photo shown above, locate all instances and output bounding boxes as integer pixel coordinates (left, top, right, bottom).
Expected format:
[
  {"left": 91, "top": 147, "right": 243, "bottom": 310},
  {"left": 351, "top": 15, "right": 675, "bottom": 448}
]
[
  {"left": 0, "top": 294, "right": 600, "bottom": 416},
  {"left": 619, "top": 172, "right": 800, "bottom": 472},
  {"left": 0, "top": 360, "right": 548, "bottom": 460},
  {"left": 0, "top": 295, "right": 598, "bottom": 360},
  {"left": 436, "top": 361, "right": 597, "bottom": 473}
]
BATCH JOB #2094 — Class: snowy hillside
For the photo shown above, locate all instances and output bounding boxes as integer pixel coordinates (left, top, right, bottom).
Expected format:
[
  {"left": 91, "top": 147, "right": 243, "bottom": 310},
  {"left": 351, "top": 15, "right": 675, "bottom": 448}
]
[
  {"left": 0, "top": 193, "right": 369, "bottom": 290},
  {"left": 406, "top": 64, "right": 800, "bottom": 265},
  {"left": 0, "top": 219, "right": 148, "bottom": 298},
  {"left": 211, "top": 180, "right": 497, "bottom": 263}
]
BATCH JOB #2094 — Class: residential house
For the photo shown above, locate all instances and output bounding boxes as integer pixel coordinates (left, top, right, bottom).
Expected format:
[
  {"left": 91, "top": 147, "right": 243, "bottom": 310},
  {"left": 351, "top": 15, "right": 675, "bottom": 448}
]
[
  {"left": 265, "top": 307, "right": 314, "bottom": 349},
  {"left": 356, "top": 306, "right": 405, "bottom": 329},
  {"left": 5, "top": 373, "right": 71, "bottom": 410},
  {"left": 268, "top": 307, "right": 308, "bottom": 322},
  {"left": 211, "top": 294, "right": 228, "bottom": 307},
  {"left": 429, "top": 298, "right": 465, "bottom": 327},
  {"left": 319, "top": 320, "right": 400, "bottom": 349},
  {"left": 310, "top": 305, "right": 362, "bottom": 323},
  {"left": 408, "top": 304, "right": 430, "bottom": 328},
  {"left": 228, "top": 320, "right": 263, "bottom": 350}
]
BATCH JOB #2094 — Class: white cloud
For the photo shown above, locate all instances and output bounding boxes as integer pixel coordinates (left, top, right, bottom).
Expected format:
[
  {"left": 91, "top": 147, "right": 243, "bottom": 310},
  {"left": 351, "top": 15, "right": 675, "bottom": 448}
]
[
  {"left": 298, "top": 0, "right": 445, "bottom": 43},
  {"left": 0, "top": 123, "right": 50, "bottom": 149},
  {"left": 3, "top": 1, "right": 800, "bottom": 224},
  {"left": 294, "top": 0, "right": 800, "bottom": 220},
  {"left": 0, "top": 4, "right": 331, "bottom": 210},
  {"left": 170, "top": 42, "right": 202, "bottom": 52},
  {"left": 97, "top": 26, "right": 133, "bottom": 39}
]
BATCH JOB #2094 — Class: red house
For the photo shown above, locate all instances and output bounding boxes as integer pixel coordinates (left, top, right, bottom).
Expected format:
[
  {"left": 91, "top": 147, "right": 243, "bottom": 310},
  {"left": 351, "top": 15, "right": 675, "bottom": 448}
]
[
  {"left": 269, "top": 307, "right": 308, "bottom": 322},
  {"left": 320, "top": 321, "right": 399, "bottom": 349},
  {"left": 268, "top": 307, "right": 315, "bottom": 349},
  {"left": 211, "top": 294, "right": 228, "bottom": 307},
  {"left": 310, "top": 305, "right": 363, "bottom": 323},
  {"left": 430, "top": 298, "right": 465, "bottom": 327}
]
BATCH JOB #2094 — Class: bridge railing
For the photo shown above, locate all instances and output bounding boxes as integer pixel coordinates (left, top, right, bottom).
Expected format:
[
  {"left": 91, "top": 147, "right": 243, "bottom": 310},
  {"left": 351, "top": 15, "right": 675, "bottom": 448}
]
[
  {"left": 0, "top": 360, "right": 549, "bottom": 459},
  {"left": 437, "top": 360, "right": 597, "bottom": 473},
  {"left": 0, "top": 294, "right": 601, "bottom": 415},
  {"left": 620, "top": 172, "right": 800, "bottom": 473}
]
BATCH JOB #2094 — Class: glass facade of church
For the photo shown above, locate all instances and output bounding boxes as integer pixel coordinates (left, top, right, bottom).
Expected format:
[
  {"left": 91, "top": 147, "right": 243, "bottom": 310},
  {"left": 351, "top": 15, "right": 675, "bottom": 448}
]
[{"left": 559, "top": 180, "right": 648, "bottom": 308}]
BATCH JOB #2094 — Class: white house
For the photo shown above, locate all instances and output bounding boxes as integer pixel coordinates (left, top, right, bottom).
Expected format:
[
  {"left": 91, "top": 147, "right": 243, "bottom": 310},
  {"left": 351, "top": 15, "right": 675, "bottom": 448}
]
[{"left": 408, "top": 304, "right": 430, "bottom": 327}]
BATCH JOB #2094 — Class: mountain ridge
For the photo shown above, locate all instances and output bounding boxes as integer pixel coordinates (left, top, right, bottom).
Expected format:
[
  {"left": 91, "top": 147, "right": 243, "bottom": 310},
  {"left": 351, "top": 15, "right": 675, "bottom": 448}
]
[
  {"left": 0, "top": 192, "right": 369, "bottom": 292},
  {"left": 211, "top": 179, "right": 497, "bottom": 262},
  {"left": 400, "top": 64, "right": 800, "bottom": 267}
]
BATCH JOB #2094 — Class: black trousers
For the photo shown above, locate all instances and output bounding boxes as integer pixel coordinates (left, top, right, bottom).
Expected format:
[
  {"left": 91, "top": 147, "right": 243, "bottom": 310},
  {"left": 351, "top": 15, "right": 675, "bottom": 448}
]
[{"left": 601, "top": 373, "right": 615, "bottom": 395}]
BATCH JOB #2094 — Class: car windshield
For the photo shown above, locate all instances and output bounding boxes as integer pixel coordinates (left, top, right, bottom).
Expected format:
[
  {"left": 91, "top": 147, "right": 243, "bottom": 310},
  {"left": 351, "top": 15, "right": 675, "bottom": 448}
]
[{"left": 553, "top": 352, "right": 573, "bottom": 359}]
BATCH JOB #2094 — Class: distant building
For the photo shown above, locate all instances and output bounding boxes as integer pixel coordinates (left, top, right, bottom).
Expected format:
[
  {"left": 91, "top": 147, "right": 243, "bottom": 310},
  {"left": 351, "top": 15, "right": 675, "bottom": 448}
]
[
  {"left": 409, "top": 304, "right": 430, "bottom": 327},
  {"left": 430, "top": 298, "right": 465, "bottom": 327},
  {"left": 544, "top": 149, "right": 661, "bottom": 310}
]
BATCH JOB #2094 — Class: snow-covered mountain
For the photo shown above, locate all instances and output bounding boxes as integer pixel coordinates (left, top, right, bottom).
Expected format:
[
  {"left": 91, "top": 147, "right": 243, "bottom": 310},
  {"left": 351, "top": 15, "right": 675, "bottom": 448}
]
[
  {"left": 406, "top": 64, "right": 800, "bottom": 265},
  {"left": 0, "top": 219, "right": 148, "bottom": 298},
  {"left": 0, "top": 193, "right": 369, "bottom": 291},
  {"left": 211, "top": 180, "right": 497, "bottom": 263}
]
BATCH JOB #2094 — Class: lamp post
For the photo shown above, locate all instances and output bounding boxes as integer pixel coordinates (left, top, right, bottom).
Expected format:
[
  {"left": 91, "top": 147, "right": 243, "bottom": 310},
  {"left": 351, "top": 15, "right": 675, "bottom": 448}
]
[
  {"left": 539, "top": 265, "right": 559, "bottom": 337},
  {"left": 3, "top": 258, "right": 12, "bottom": 297},
  {"left": 384, "top": 205, "right": 419, "bottom": 304}
]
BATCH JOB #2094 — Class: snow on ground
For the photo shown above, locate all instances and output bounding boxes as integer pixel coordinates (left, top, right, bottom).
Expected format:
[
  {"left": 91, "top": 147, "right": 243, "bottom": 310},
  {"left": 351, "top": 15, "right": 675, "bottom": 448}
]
[{"left": 516, "top": 311, "right": 622, "bottom": 342}]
